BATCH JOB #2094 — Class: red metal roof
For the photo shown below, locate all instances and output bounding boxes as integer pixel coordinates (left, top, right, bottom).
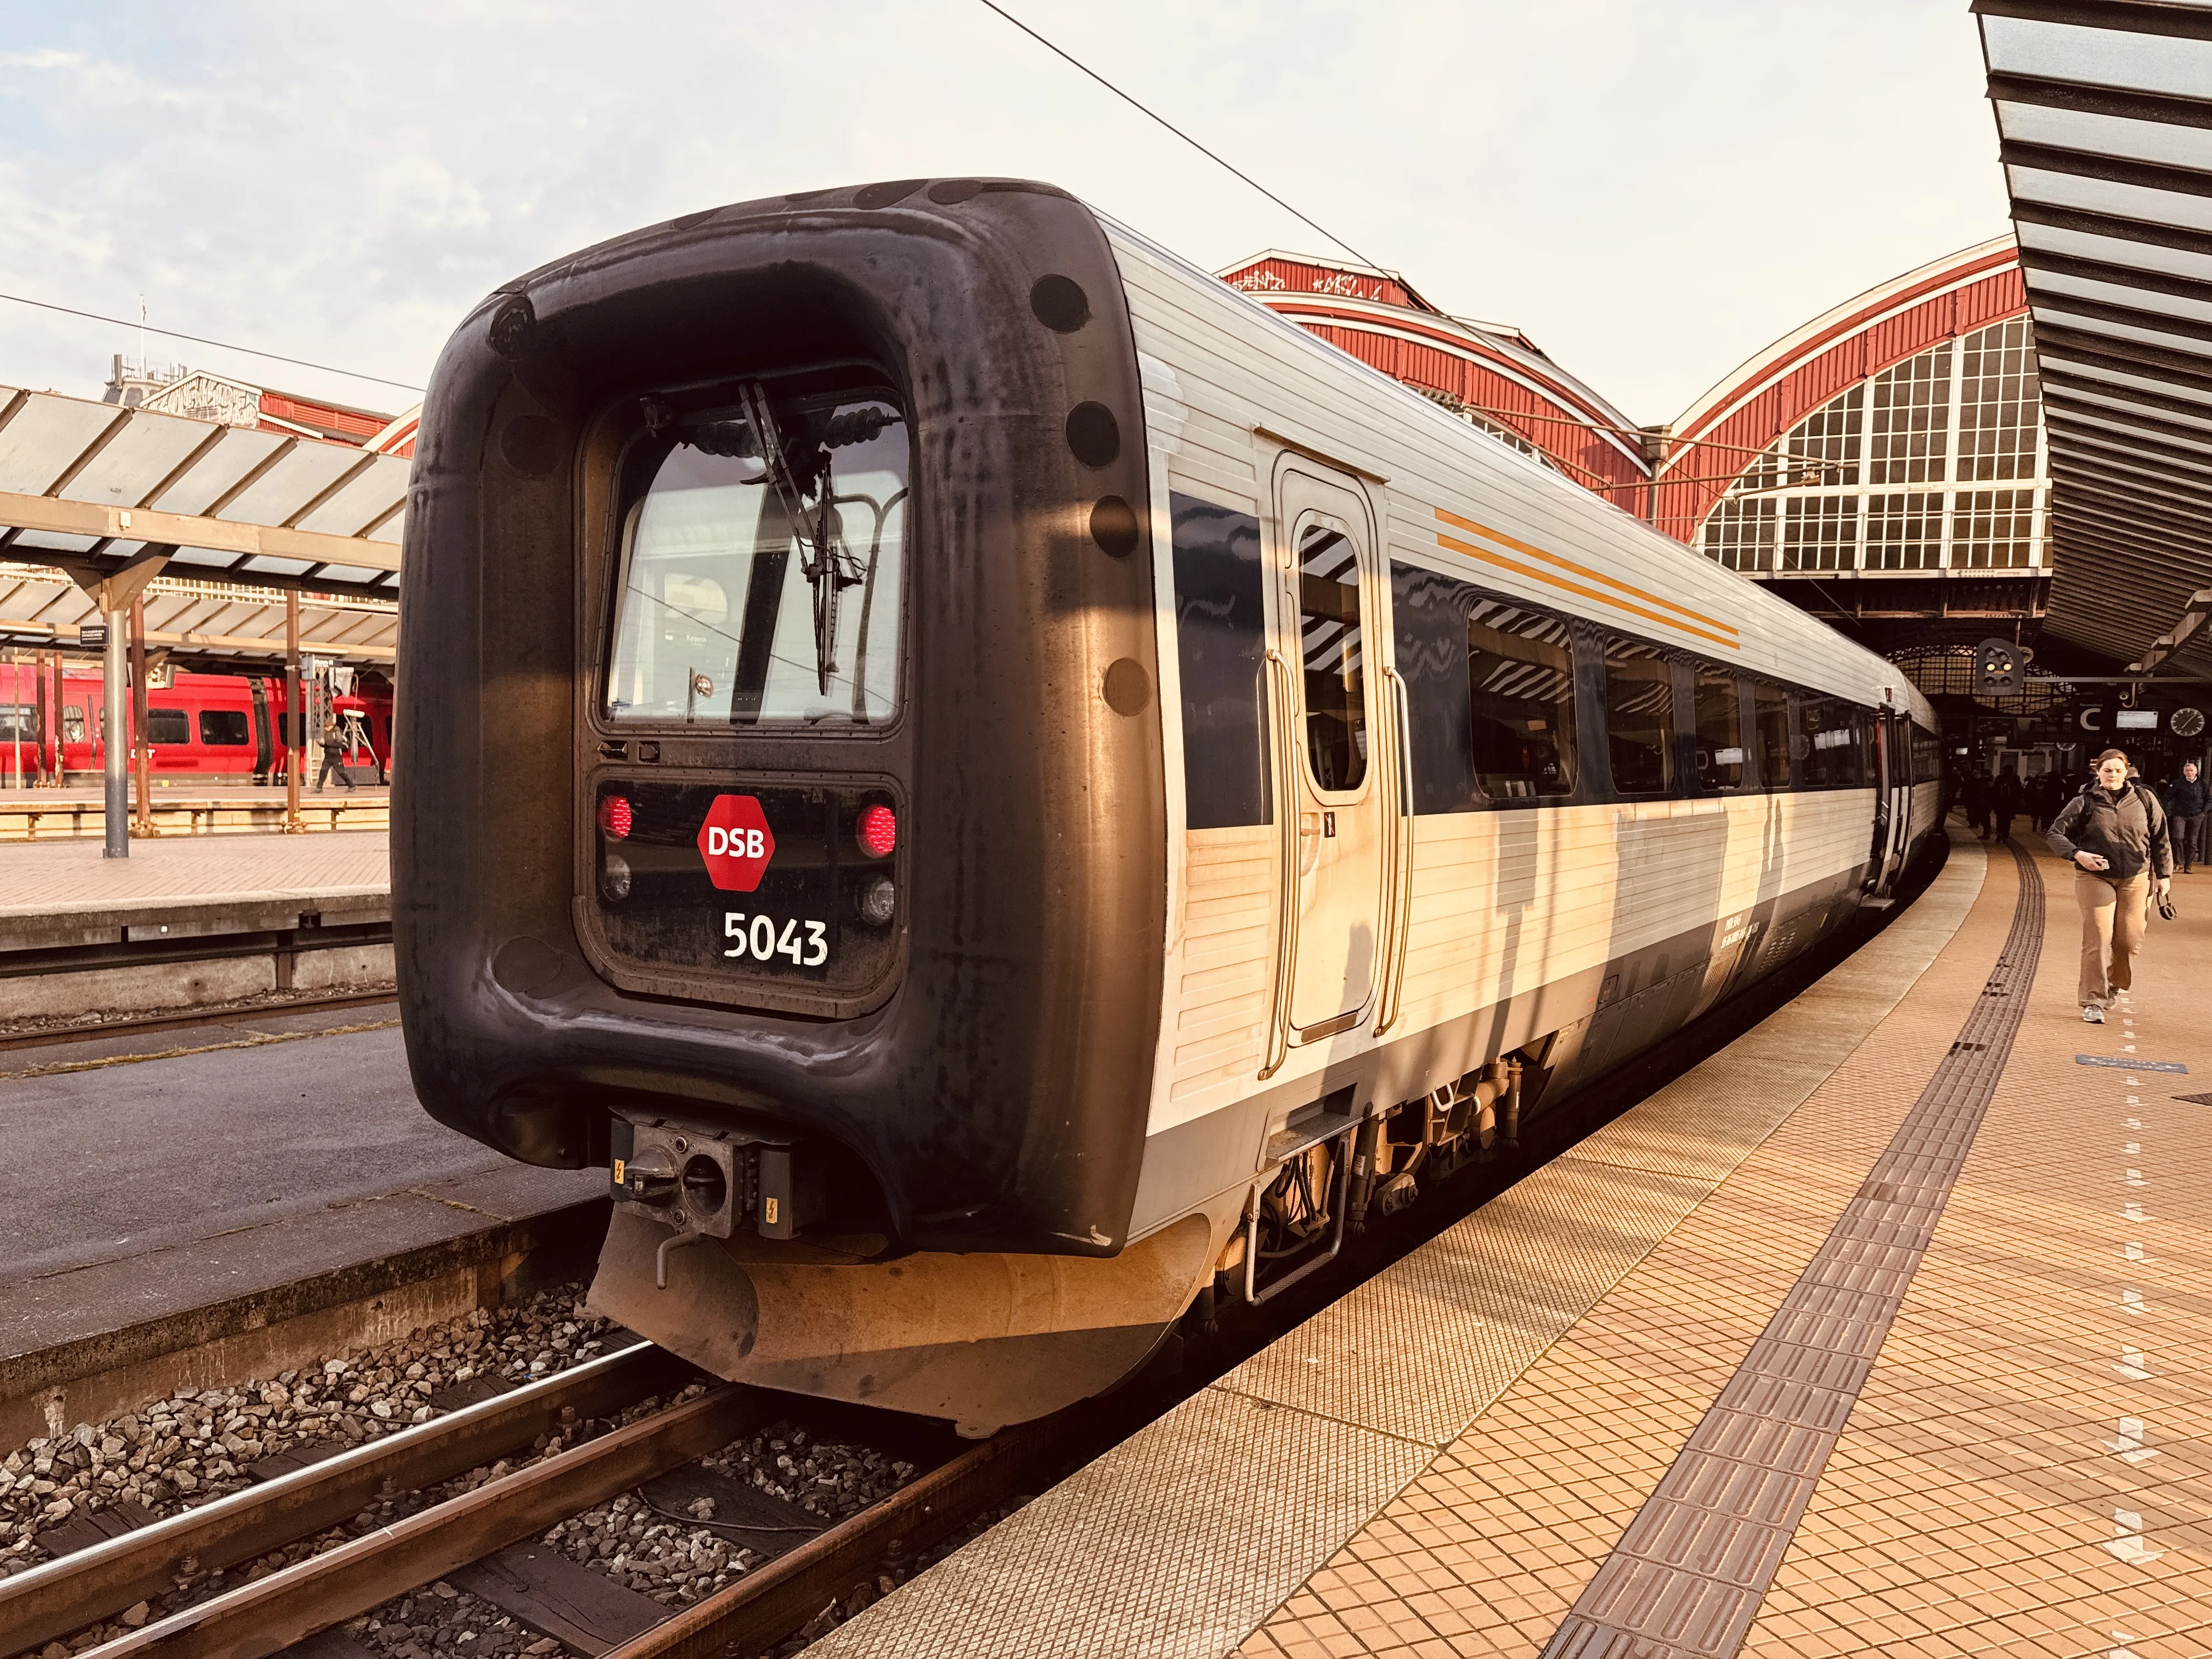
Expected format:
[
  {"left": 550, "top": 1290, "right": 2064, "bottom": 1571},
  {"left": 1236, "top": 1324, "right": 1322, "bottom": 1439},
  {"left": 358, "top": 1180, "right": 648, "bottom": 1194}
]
[{"left": 1658, "top": 241, "right": 2027, "bottom": 543}]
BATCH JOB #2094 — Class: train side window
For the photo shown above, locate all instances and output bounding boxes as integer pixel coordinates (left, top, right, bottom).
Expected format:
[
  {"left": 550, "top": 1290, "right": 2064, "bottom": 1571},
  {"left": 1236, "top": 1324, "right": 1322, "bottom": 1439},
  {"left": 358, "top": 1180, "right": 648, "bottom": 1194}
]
[
  {"left": 1604, "top": 636, "right": 1675, "bottom": 795},
  {"left": 1391, "top": 563, "right": 1476, "bottom": 811},
  {"left": 1753, "top": 682, "right": 1790, "bottom": 789},
  {"left": 200, "top": 709, "right": 251, "bottom": 746},
  {"left": 1170, "top": 493, "right": 1272, "bottom": 828},
  {"left": 1912, "top": 723, "right": 1940, "bottom": 783},
  {"left": 0, "top": 705, "right": 37, "bottom": 743},
  {"left": 1467, "top": 600, "right": 1577, "bottom": 799},
  {"left": 146, "top": 708, "right": 190, "bottom": 745},
  {"left": 1693, "top": 667, "right": 1745, "bottom": 791},
  {"left": 1800, "top": 696, "right": 1862, "bottom": 788},
  {"left": 63, "top": 704, "right": 84, "bottom": 744},
  {"left": 1389, "top": 565, "right": 1576, "bottom": 807},
  {"left": 1295, "top": 517, "right": 1367, "bottom": 793}
]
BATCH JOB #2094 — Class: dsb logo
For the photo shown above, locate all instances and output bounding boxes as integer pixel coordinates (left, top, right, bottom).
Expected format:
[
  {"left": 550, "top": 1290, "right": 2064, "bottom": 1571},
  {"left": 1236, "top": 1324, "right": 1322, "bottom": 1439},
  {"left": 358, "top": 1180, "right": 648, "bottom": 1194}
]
[{"left": 696, "top": 795, "right": 776, "bottom": 892}]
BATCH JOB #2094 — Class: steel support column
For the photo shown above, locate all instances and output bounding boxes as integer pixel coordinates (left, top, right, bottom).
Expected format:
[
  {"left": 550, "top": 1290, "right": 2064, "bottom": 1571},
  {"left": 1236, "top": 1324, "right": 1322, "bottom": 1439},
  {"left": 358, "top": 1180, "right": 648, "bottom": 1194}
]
[{"left": 101, "top": 612, "right": 127, "bottom": 858}]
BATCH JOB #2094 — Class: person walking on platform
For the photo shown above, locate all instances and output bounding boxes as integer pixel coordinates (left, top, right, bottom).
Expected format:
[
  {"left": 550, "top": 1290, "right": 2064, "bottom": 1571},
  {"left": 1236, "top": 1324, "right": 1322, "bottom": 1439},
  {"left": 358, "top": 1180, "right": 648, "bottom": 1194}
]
[
  {"left": 1990, "top": 769, "right": 2024, "bottom": 841},
  {"left": 1962, "top": 770, "right": 1991, "bottom": 839},
  {"left": 2049, "top": 748, "right": 2173, "bottom": 1024},
  {"left": 2164, "top": 760, "right": 2206, "bottom": 874}
]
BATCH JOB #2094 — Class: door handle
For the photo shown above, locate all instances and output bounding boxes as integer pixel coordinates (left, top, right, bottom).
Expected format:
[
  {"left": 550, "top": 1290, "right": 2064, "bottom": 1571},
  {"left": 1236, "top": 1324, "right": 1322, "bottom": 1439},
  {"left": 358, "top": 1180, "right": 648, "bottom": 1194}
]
[{"left": 1260, "top": 648, "right": 1301, "bottom": 1081}]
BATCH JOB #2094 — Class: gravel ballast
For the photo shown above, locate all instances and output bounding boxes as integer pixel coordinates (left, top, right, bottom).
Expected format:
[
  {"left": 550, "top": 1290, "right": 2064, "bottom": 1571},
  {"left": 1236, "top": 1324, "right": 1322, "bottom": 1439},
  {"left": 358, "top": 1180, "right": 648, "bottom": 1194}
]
[{"left": 1, "top": 1283, "right": 935, "bottom": 1657}]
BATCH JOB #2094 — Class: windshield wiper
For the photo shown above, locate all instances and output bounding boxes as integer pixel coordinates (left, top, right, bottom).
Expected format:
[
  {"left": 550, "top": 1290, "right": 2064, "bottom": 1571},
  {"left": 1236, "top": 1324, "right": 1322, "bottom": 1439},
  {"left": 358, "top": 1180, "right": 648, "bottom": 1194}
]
[{"left": 737, "top": 382, "right": 866, "bottom": 694}]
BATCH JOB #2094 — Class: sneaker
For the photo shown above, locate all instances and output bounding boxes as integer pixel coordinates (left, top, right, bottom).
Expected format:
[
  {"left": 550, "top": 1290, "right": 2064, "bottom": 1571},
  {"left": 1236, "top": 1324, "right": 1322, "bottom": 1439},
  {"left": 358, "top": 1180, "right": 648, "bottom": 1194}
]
[{"left": 2084, "top": 1006, "right": 2106, "bottom": 1024}]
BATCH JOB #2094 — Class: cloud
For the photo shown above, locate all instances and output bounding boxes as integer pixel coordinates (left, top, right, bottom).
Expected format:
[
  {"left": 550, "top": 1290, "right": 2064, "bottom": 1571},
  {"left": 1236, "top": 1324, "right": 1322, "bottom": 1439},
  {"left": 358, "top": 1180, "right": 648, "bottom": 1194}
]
[{"left": 0, "top": 0, "right": 2010, "bottom": 421}]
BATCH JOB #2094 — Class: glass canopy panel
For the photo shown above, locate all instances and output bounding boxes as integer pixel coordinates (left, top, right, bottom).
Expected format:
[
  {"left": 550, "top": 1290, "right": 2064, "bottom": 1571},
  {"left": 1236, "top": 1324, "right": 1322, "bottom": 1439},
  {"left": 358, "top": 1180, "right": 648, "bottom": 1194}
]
[
  {"left": 0, "top": 395, "right": 115, "bottom": 495},
  {"left": 54, "top": 409, "right": 212, "bottom": 508},
  {"left": 1983, "top": 15, "right": 2212, "bottom": 102},
  {"left": 2017, "top": 220, "right": 2212, "bottom": 286},
  {"left": 2033, "top": 306, "right": 2212, "bottom": 363},
  {"left": 2030, "top": 270, "right": 2212, "bottom": 328},
  {"left": 1996, "top": 100, "right": 2212, "bottom": 172},
  {"left": 2007, "top": 166, "right": 2212, "bottom": 236}
]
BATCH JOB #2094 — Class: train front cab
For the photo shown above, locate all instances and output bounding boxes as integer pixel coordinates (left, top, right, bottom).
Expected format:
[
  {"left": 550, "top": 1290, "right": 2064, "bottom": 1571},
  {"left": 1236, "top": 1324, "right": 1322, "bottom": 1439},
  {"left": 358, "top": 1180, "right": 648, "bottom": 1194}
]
[{"left": 397, "top": 182, "right": 1193, "bottom": 1435}]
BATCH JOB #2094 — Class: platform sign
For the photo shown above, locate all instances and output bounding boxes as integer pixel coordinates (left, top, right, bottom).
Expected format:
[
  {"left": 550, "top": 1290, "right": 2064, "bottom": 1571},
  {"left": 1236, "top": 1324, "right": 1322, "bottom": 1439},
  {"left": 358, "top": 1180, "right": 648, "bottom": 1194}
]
[{"left": 697, "top": 794, "right": 775, "bottom": 891}]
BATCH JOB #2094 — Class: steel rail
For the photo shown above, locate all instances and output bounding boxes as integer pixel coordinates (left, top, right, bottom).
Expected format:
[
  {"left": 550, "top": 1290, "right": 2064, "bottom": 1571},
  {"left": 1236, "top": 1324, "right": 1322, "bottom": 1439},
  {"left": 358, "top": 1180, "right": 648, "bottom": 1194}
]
[
  {"left": 81, "top": 1379, "right": 771, "bottom": 1659},
  {"left": 0, "top": 1344, "right": 695, "bottom": 1655},
  {"left": 0, "top": 992, "right": 396, "bottom": 1054},
  {"left": 601, "top": 1416, "right": 1059, "bottom": 1659}
]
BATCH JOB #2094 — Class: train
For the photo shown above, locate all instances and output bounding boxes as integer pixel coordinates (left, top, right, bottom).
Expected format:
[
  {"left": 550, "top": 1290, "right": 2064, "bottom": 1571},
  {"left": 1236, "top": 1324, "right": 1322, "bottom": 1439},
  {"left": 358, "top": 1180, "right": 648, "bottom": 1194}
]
[
  {"left": 0, "top": 663, "right": 391, "bottom": 785},
  {"left": 394, "top": 178, "right": 1942, "bottom": 1436}
]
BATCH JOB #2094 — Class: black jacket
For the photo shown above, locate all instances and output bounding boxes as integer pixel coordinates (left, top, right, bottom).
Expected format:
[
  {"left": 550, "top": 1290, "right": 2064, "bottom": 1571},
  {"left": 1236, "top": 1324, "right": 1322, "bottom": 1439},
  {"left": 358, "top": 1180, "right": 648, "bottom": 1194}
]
[
  {"left": 2165, "top": 776, "right": 2208, "bottom": 818},
  {"left": 2049, "top": 782, "right": 2173, "bottom": 881}
]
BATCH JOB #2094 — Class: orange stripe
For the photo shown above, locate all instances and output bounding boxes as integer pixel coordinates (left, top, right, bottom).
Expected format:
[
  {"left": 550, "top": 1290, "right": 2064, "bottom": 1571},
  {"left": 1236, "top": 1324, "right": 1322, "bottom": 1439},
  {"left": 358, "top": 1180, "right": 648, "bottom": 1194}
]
[
  {"left": 1435, "top": 507, "right": 1738, "bottom": 640},
  {"left": 1436, "top": 532, "right": 1741, "bottom": 651}
]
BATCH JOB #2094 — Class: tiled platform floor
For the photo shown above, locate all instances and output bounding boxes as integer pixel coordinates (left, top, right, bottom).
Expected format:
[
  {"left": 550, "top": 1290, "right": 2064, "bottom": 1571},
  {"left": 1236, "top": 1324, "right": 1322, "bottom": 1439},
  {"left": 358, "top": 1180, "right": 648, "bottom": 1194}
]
[
  {"left": 1235, "top": 834, "right": 2212, "bottom": 1659},
  {"left": 0, "top": 828, "right": 388, "bottom": 911},
  {"left": 820, "top": 828, "right": 2212, "bottom": 1659}
]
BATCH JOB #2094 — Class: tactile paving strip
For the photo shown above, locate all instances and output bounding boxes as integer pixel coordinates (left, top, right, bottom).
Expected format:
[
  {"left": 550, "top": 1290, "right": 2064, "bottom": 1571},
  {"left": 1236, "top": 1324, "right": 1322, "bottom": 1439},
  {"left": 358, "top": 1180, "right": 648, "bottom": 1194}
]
[{"left": 1540, "top": 843, "right": 2044, "bottom": 1659}]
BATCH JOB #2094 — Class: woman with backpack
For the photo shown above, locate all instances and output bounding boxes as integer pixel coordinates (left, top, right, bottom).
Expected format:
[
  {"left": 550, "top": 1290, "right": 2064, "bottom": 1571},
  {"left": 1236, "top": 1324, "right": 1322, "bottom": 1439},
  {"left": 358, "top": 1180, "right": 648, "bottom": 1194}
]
[{"left": 2047, "top": 748, "right": 2174, "bottom": 1024}]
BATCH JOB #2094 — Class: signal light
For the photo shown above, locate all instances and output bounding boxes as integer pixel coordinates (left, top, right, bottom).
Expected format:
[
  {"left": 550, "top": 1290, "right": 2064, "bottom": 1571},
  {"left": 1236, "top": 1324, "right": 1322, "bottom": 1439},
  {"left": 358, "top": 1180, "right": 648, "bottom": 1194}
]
[
  {"left": 856, "top": 803, "right": 897, "bottom": 859},
  {"left": 598, "top": 794, "right": 634, "bottom": 839}
]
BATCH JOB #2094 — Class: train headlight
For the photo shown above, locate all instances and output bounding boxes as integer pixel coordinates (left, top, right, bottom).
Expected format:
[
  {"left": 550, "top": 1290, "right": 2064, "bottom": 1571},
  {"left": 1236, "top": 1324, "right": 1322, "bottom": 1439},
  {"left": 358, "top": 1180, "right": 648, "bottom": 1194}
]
[
  {"left": 857, "top": 873, "right": 896, "bottom": 926},
  {"left": 601, "top": 853, "right": 633, "bottom": 903},
  {"left": 856, "top": 803, "right": 896, "bottom": 859}
]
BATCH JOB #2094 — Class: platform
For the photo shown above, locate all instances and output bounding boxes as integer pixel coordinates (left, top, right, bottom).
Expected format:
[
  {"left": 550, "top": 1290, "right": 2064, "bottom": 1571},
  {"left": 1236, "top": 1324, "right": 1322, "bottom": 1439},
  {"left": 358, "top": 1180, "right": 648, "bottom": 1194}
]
[
  {"left": 0, "top": 1002, "right": 601, "bottom": 1365},
  {"left": 819, "top": 829, "right": 2212, "bottom": 1658},
  {"left": 0, "top": 828, "right": 388, "bottom": 915},
  {"left": 0, "top": 785, "right": 388, "bottom": 841}
]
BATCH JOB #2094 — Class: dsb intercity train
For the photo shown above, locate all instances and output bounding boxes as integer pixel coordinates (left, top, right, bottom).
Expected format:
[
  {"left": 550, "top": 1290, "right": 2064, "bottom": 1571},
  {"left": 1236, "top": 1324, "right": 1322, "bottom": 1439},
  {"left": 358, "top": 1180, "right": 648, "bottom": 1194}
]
[{"left": 395, "top": 178, "right": 1941, "bottom": 1435}]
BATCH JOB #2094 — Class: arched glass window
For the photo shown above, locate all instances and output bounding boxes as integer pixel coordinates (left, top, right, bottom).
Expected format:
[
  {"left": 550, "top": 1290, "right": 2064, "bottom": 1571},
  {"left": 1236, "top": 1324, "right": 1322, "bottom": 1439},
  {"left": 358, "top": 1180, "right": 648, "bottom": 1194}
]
[{"left": 1700, "top": 318, "right": 2046, "bottom": 574}]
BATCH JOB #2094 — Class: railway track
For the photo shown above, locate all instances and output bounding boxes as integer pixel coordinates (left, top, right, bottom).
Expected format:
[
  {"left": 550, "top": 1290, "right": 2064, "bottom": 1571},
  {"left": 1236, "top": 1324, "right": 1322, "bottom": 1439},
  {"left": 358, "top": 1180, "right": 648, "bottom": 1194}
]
[
  {"left": 0, "top": 1339, "right": 1067, "bottom": 1659},
  {"left": 0, "top": 991, "right": 397, "bottom": 1056}
]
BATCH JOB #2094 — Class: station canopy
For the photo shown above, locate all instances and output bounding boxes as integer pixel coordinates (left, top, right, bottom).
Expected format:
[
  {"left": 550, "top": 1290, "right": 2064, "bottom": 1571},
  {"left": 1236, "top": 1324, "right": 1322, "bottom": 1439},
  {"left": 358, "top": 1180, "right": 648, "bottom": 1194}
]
[
  {"left": 1978, "top": 0, "right": 2212, "bottom": 674},
  {"left": 0, "top": 379, "right": 406, "bottom": 667}
]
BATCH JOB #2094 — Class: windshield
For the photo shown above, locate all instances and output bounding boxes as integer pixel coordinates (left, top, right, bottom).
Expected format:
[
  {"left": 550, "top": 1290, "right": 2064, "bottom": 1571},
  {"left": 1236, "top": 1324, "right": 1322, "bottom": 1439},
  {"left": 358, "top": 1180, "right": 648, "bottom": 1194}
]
[{"left": 604, "top": 387, "right": 908, "bottom": 727}]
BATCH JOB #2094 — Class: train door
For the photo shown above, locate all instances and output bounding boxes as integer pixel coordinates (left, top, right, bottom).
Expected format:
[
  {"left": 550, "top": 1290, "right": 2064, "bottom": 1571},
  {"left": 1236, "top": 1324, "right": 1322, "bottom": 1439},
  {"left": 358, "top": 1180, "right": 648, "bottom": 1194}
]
[
  {"left": 1870, "top": 710, "right": 1910, "bottom": 896},
  {"left": 1272, "top": 462, "right": 1386, "bottom": 1041}
]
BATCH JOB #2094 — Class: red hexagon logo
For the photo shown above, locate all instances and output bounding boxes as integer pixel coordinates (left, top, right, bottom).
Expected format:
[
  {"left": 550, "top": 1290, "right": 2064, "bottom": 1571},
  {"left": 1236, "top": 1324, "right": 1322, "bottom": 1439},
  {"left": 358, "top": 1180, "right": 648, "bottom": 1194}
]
[{"left": 696, "top": 794, "right": 775, "bottom": 891}]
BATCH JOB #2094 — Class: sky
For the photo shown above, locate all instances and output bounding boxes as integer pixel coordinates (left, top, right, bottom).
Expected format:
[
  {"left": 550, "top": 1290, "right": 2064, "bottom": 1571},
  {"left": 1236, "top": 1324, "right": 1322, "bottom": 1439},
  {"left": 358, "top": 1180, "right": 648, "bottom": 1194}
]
[{"left": 0, "top": 1, "right": 2011, "bottom": 426}]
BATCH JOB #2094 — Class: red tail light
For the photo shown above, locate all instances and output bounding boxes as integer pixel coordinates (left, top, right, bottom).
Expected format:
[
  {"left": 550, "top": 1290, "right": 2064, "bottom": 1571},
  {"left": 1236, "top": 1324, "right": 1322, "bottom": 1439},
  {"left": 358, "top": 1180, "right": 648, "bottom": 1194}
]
[
  {"left": 856, "top": 803, "right": 897, "bottom": 859},
  {"left": 597, "top": 794, "right": 634, "bottom": 839}
]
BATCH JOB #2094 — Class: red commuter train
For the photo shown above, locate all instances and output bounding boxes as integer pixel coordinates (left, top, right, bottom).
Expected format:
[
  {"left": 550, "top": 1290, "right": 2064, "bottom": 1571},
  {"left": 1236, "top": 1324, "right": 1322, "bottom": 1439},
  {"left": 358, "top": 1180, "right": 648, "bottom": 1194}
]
[{"left": 0, "top": 663, "right": 391, "bottom": 785}]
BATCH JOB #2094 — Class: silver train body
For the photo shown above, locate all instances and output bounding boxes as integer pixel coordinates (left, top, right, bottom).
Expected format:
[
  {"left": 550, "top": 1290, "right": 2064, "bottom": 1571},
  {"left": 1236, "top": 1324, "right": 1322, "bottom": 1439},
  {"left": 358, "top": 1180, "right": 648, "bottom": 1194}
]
[{"left": 397, "top": 179, "right": 1940, "bottom": 1435}]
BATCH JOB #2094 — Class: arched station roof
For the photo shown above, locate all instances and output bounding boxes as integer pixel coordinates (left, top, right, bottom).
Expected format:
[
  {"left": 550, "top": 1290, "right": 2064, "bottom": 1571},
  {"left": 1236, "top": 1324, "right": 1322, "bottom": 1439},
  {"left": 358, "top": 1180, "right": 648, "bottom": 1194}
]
[
  {"left": 1218, "top": 252, "right": 1651, "bottom": 503},
  {"left": 1660, "top": 239, "right": 2030, "bottom": 542}
]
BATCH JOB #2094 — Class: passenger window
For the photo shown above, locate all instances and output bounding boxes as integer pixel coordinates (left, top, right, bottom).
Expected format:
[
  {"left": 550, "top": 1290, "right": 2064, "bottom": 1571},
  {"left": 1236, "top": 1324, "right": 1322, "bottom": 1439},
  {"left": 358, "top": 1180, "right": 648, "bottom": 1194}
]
[
  {"left": 1171, "top": 493, "right": 1272, "bottom": 828},
  {"left": 1296, "top": 517, "right": 1367, "bottom": 793},
  {"left": 0, "top": 705, "right": 37, "bottom": 744},
  {"left": 1467, "top": 600, "right": 1576, "bottom": 799},
  {"left": 1390, "top": 565, "right": 1576, "bottom": 810},
  {"left": 146, "top": 708, "right": 190, "bottom": 745},
  {"left": 1694, "top": 668, "right": 1744, "bottom": 791},
  {"left": 200, "top": 709, "right": 251, "bottom": 746},
  {"left": 1800, "top": 696, "right": 1863, "bottom": 788},
  {"left": 64, "top": 705, "right": 85, "bottom": 743},
  {"left": 1753, "top": 682, "right": 1790, "bottom": 789},
  {"left": 1604, "top": 637, "right": 1675, "bottom": 795}
]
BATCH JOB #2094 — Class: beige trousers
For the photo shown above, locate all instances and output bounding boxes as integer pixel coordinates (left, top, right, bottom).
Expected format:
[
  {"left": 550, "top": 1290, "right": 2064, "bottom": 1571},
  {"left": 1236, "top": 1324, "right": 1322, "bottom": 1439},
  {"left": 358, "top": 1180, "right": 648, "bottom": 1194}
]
[{"left": 2076, "top": 871, "right": 2150, "bottom": 1009}]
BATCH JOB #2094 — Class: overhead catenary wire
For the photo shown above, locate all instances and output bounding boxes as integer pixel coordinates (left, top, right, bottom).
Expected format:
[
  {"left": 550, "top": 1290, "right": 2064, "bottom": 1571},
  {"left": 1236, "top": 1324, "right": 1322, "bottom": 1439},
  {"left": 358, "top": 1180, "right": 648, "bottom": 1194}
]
[
  {"left": 0, "top": 290, "right": 424, "bottom": 394},
  {"left": 972, "top": 0, "right": 1385, "bottom": 275}
]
